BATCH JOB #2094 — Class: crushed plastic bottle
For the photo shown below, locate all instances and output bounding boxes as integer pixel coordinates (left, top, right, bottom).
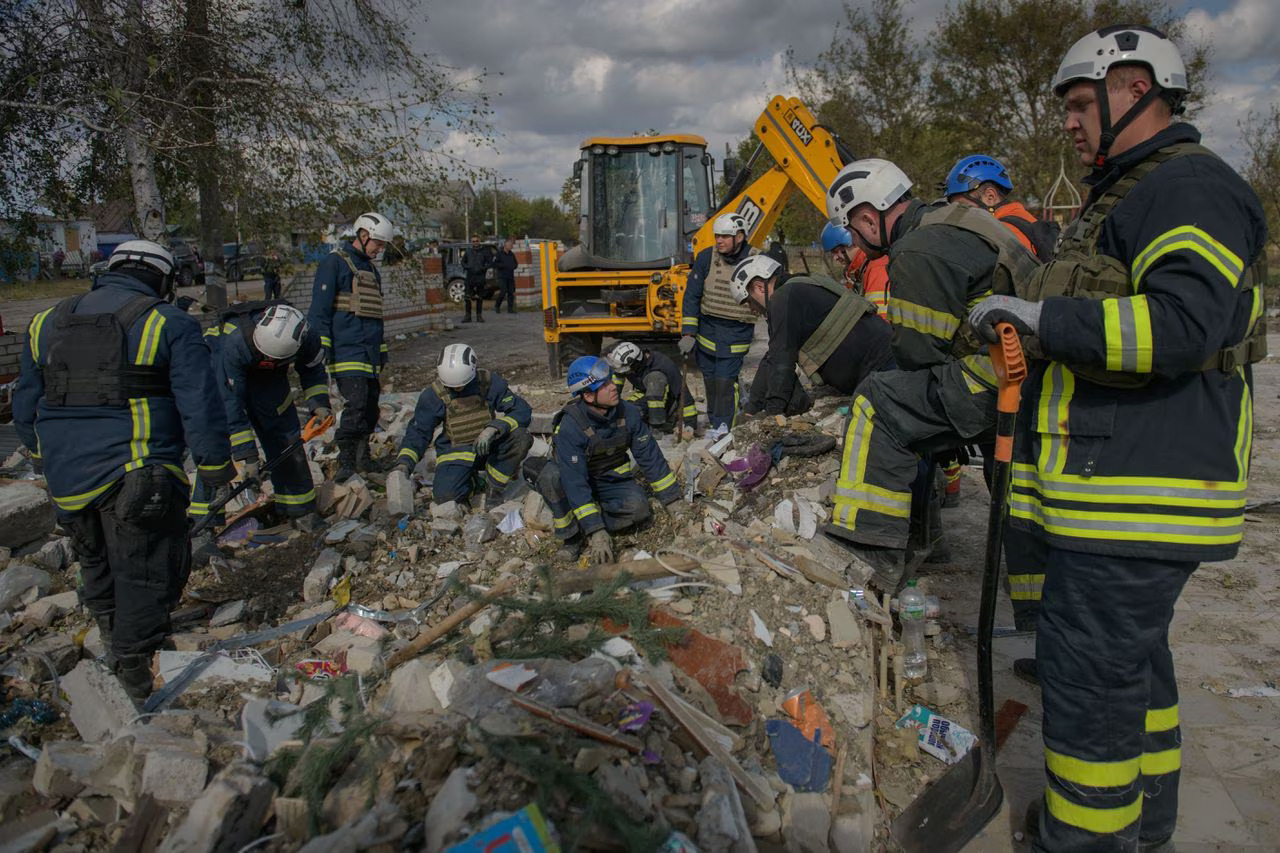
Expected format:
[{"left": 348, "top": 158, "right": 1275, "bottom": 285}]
[{"left": 899, "top": 580, "right": 928, "bottom": 679}]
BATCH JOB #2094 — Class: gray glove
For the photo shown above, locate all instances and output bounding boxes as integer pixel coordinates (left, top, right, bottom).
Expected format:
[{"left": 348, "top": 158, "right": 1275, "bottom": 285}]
[
  {"left": 392, "top": 457, "right": 414, "bottom": 477},
  {"left": 241, "top": 459, "right": 260, "bottom": 483},
  {"left": 587, "top": 529, "right": 614, "bottom": 565},
  {"left": 967, "top": 295, "right": 1043, "bottom": 344},
  {"left": 474, "top": 426, "right": 500, "bottom": 458},
  {"left": 208, "top": 481, "right": 231, "bottom": 510},
  {"left": 312, "top": 405, "right": 332, "bottom": 420},
  {"left": 678, "top": 335, "right": 696, "bottom": 357}
]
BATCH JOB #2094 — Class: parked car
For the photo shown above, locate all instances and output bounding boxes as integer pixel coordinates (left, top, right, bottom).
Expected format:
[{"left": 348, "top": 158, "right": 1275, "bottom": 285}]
[
  {"left": 438, "top": 241, "right": 497, "bottom": 303},
  {"left": 223, "top": 242, "right": 264, "bottom": 283},
  {"left": 168, "top": 239, "right": 204, "bottom": 286}
]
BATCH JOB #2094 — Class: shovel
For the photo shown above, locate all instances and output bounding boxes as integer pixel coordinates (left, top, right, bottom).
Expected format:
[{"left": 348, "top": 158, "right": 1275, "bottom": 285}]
[
  {"left": 890, "top": 322, "right": 1026, "bottom": 853},
  {"left": 189, "top": 435, "right": 306, "bottom": 536}
]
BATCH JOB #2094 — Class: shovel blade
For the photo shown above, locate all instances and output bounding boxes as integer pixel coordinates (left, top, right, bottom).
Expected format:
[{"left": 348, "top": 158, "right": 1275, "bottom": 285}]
[{"left": 890, "top": 746, "right": 1003, "bottom": 853}]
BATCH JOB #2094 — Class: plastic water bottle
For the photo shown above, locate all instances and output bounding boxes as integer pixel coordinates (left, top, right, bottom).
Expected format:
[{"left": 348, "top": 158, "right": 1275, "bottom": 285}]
[{"left": 899, "top": 580, "right": 928, "bottom": 679}]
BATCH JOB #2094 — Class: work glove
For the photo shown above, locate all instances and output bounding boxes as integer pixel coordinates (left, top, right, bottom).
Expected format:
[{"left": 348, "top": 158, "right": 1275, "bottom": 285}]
[
  {"left": 392, "top": 458, "right": 414, "bottom": 478},
  {"left": 312, "top": 406, "right": 332, "bottom": 420},
  {"left": 678, "top": 335, "right": 696, "bottom": 357},
  {"left": 665, "top": 499, "right": 690, "bottom": 521},
  {"left": 587, "top": 529, "right": 614, "bottom": 566},
  {"left": 206, "top": 481, "right": 231, "bottom": 510},
  {"left": 474, "top": 426, "right": 500, "bottom": 458},
  {"left": 241, "top": 459, "right": 260, "bottom": 483},
  {"left": 967, "top": 295, "right": 1043, "bottom": 344}
]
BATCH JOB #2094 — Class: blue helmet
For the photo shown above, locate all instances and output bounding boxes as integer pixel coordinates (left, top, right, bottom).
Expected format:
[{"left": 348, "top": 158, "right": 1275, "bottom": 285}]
[
  {"left": 820, "top": 222, "right": 853, "bottom": 253},
  {"left": 567, "top": 355, "right": 612, "bottom": 395},
  {"left": 944, "top": 155, "right": 1014, "bottom": 197}
]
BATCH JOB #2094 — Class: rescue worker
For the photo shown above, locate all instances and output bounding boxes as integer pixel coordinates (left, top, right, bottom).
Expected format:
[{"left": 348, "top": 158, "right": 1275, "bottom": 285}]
[
  {"left": 731, "top": 255, "right": 893, "bottom": 417},
  {"left": 262, "top": 250, "right": 283, "bottom": 300},
  {"left": 393, "top": 343, "right": 533, "bottom": 508},
  {"left": 536, "top": 356, "right": 686, "bottom": 563},
  {"left": 679, "top": 212, "right": 757, "bottom": 434},
  {"left": 944, "top": 154, "right": 1060, "bottom": 262},
  {"left": 821, "top": 223, "right": 891, "bottom": 311},
  {"left": 493, "top": 237, "right": 518, "bottom": 314},
  {"left": 12, "top": 240, "right": 234, "bottom": 702},
  {"left": 190, "top": 303, "right": 330, "bottom": 540},
  {"left": 461, "top": 235, "right": 491, "bottom": 323},
  {"left": 968, "top": 25, "right": 1266, "bottom": 850},
  {"left": 308, "top": 212, "right": 392, "bottom": 483},
  {"left": 603, "top": 341, "right": 697, "bottom": 434},
  {"left": 823, "top": 158, "right": 1040, "bottom": 592}
]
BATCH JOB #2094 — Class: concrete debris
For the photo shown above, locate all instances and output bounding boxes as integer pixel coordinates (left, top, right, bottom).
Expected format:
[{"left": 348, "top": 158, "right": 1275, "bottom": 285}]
[
  {"left": 783, "top": 791, "right": 832, "bottom": 853},
  {"left": 0, "top": 482, "right": 56, "bottom": 549},
  {"left": 303, "top": 548, "right": 343, "bottom": 603},
  {"left": 423, "top": 767, "right": 476, "bottom": 852},
  {"left": 27, "top": 538, "right": 70, "bottom": 572},
  {"left": 209, "top": 599, "right": 246, "bottom": 627},
  {"left": 156, "top": 650, "right": 274, "bottom": 689},
  {"left": 385, "top": 468, "right": 415, "bottom": 516},
  {"left": 156, "top": 764, "right": 274, "bottom": 853},
  {"left": 62, "top": 660, "right": 140, "bottom": 743},
  {"left": 0, "top": 564, "right": 51, "bottom": 612},
  {"left": 827, "top": 598, "right": 862, "bottom": 649},
  {"left": 19, "top": 590, "right": 79, "bottom": 628},
  {"left": 33, "top": 741, "right": 102, "bottom": 799}
]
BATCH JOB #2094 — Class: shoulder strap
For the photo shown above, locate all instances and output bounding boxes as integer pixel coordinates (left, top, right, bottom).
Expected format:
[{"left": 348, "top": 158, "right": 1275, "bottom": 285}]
[
  {"left": 115, "top": 295, "right": 165, "bottom": 335},
  {"left": 331, "top": 248, "right": 359, "bottom": 275},
  {"left": 793, "top": 279, "right": 876, "bottom": 382}
]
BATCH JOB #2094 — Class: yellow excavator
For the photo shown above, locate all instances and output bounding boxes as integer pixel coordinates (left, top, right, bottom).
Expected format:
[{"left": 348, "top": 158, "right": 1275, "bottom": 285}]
[{"left": 536, "top": 95, "right": 853, "bottom": 376}]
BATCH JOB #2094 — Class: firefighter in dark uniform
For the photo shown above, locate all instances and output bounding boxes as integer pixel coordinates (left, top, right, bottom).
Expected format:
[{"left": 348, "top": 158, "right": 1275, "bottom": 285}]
[
  {"left": 13, "top": 240, "right": 234, "bottom": 702},
  {"left": 393, "top": 343, "right": 533, "bottom": 508},
  {"left": 969, "top": 26, "right": 1267, "bottom": 851},
  {"left": 603, "top": 341, "right": 698, "bottom": 434},
  {"left": 189, "top": 303, "right": 330, "bottom": 538},
  {"left": 308, "top": 212, "right": 392, "bottom": 482},
  {"left": 536, "top": 356, "right": 687, "bottom": 564},
  {"left": 461, "top": 235, "right": 492, "bottom": 323},
  {"left": 730, "top": 255, "right": 895, "bottom": 417},
  {"left": 679, "top": 212, "right": 757, "bottom": 433},
  {"left": 822, "top": 158, "right": 1040, "bottom": 592}
]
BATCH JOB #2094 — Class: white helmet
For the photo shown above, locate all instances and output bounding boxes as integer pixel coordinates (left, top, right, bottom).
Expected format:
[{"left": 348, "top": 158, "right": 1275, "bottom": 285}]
[
  {"left": 606, "top": 341, "right": 642, "bottom": 374},
  {"left": 730, "top": 255, "right": 781, "bottom": 304},
  {"left": 826, "top": 159, "right": 913, "bottom": 226},
  {"left": 352, "top": 212, "right": 394, "bottom": 242},
  {"left": 252, "top": 304, "right": 308, "bottom": 361},
  {"left": 438, "top": 343, "right": 478, "bottom": 388},
  {"left": 1054, "top": 25, "right": 1187, "bottom": 98},
  {"left": 108, "top": 240, "right": 175, "bottom": 278},
  {"left": 712, "top": 213, "right": 747, "bottom": 237}
]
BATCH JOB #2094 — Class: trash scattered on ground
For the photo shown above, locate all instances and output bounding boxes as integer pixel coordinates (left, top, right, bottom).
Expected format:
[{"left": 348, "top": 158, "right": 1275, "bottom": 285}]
[{"left": 896, "top": 704, "right": 978, "bottom": 765}]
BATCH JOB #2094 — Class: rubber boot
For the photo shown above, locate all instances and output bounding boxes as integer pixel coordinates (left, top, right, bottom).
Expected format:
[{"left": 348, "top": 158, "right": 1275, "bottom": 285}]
[
  {"left": 335, "top": 440, "right": 359, "bottom": 483},
  {"left": 115, "top": 654, "right": 154, "bottom": 705}
]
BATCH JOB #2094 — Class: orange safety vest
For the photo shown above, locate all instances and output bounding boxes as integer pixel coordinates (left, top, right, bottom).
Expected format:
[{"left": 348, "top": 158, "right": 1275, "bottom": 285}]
[
  {"left": 992, "top": 200, "right": 1039, "bottom": 256},
  {"left": 848, "top": 249, "right": 891, "bottom": 316}
]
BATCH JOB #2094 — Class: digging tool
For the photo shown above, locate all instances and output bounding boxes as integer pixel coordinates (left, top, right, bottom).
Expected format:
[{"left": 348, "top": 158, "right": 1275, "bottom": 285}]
[
  {"left": 189, "top": 435, "right": 306, "bottom": 536},
  {"left": 302, "top": 411, "right": 334, "bottom": 442},
  {"left": 890, "top": 322, "right": 1026, "bottom": 853}
]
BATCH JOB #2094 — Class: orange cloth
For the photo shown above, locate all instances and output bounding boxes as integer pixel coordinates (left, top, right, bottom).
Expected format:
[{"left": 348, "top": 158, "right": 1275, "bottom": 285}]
[
  {"left": 992, "top": 200, "right": 1039, "bottom": 255},
  {"left": 848, "top": 249, "right": 890, "bottom": 315}
]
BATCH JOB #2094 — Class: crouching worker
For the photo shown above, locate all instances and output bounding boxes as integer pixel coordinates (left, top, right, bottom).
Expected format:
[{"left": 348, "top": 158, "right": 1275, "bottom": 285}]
[
  {"left": 191, "top": 303, "right": 331, "bottom": 543},
  {"left": 604, "top": 341, "right": 698, "bottom": 434},
  {"left": 536, "top": 356, "right": 686, "bottom": 564},
  {"left": 393, "top": 343, "right": 532, "bottom": 508}
]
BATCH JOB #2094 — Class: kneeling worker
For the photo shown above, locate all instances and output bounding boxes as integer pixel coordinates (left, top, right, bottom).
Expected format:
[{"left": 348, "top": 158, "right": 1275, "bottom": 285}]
[
  {"left": 604, "top": 341, "right": 698, "bottom": 434},
  {"left": 732, "top": 255, "right": 894, "bottom": 416},
  {"left": 393, "top": 344, "right": 532, "bottom": 508},
  {"left": 536, "top": 356, "right": 686, "bottom": 564}
]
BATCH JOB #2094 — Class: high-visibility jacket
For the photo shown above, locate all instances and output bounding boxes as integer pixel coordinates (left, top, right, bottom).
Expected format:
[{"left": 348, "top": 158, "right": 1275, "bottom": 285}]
[
  {"left": 396, "top": 370, "right": 531, "bottom": 470},
  {"left": 307, "top": 243, "right": 386, "bottom": 377},
  {"left": 848, "top": 250, "right": 890, "bottom": 313},
  {"left": 13, "top": 273, "right": 233, "bottom": 514},
  {"left": 1012, "top": 122, "right": 1267, "bottom": 561}
]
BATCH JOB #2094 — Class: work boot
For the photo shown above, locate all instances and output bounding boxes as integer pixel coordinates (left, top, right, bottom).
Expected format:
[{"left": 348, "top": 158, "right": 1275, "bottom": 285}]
[
  {"left": 115, "top": 654, "right": 155, "bottom": 705},
  {"left": 554, "top": 538, "right": 582, "bottom": 561},
  {"left": 94, "top": 615, "right": 118, "bottom": 670},
  {"left": 292, "top": 512, "right": 327, "bottom": 533},
  {"left": 824, "top": 525, "right": 907, "bottom": 593},
  {"left": 1013, "top": 658, "right": 1039, "bottom": 686},
  {"left": 335, "top": 441, "right": 359, "bottom": 483},
  {"left": 477, "top": 312, "right": 485, "bottom": 323}
]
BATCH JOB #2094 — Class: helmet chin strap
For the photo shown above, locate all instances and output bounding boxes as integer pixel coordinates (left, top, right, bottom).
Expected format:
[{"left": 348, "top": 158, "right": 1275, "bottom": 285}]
[{"left": 1092, "top": 80, "right": 1166, "bottom": 168}]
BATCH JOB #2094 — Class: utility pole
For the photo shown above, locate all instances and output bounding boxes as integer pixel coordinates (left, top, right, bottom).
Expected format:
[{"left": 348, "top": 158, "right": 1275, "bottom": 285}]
[{"left": 492, "top": 171, "right": 499, "bottom": 240}]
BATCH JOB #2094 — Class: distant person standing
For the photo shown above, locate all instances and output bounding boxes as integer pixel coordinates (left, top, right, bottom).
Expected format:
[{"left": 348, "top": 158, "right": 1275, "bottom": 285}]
[
  {"left": 262, "top": 250, "right": 283, "bottom": 300},
  {"left": 461, "top": 235, "right": 492, "bottom": 323},
  {"left": 493, "top": 238, "right": 518, "bottom": 314}
]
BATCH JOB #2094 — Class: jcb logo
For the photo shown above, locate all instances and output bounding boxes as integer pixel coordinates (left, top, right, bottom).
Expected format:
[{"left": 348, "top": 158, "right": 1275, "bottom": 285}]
[
  {"left": 787, "top": 111, "right": 813, "bottom": 146},
  {"left": 736, "top": 200, "right": 762, "bottom": 234}
]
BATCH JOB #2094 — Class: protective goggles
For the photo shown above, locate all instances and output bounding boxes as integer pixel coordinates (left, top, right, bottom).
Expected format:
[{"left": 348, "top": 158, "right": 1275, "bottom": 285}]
[{"left": 568, "top": 360, "right": 613, "bottom": 394}]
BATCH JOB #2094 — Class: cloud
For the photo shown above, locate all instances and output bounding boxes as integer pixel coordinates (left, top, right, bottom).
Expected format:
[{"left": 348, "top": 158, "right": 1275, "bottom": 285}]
[{"left": 1183, "top": 0, "right": 1280, "bottom": 63}]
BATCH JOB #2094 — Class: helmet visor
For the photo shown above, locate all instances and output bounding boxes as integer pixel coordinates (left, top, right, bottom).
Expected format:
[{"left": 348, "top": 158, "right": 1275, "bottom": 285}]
[{"left": 568, "top": 360, "right": 613, "bottom": 394}]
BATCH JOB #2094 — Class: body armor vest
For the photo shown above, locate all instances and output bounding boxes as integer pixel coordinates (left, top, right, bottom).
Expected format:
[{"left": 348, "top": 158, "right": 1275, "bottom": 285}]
[
  {"left": 1020, "top": 142, "right": 1266, "bottom": 387},
  {"left": 43, "top": 294, "right": 171, "bottom": 407},
  {"left": 332, "top": 250, "right": 384, "bottom": 319},
  {"left": 700, "top": 248, "right": 759, "bottom": 324},
  {"left": 562, "top": 403, "right": 631, "bottom": 477},
  {"left": 917, "top": 204, "right": 1044, "bottom": 358},
  {"left": 789, "top": 275, "right": 876, "bottom": 384},
  {"left": 434, "top": 370, "right": 493, "bottom": 446}
]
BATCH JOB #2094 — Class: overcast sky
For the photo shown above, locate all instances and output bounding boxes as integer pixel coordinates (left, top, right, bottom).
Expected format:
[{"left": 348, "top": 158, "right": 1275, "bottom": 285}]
[{"left": 413, "top": 0, "right": 1280, "bottom": 206}]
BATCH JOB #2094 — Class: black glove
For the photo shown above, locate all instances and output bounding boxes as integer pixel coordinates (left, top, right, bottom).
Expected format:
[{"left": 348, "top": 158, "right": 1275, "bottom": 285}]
[{"left": 967, "top": 295, "right": 1043, "bottom": 344}]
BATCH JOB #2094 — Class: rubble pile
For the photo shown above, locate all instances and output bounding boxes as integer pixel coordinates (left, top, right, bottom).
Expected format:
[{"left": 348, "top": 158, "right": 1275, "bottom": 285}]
[{"left": 0, "top": 391, "right": 981, "bottom": 852}]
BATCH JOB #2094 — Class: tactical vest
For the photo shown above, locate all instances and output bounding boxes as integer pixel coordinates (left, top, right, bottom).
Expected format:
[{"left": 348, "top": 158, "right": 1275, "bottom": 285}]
[
  {"left": 43, "top": 294, "right": 171, "bottom": 407},
  {"left": 433, "top": 370, "right": 493, "bottom": 446},
  {"left": 560, "top": 402, "right": 631, "bottom": 477},
  {"left": 700, "top": 248, "right": 759, "bottom": 324},
  {"left": 917, "top": 204, "right": 1044, "bottom": 358},
  {"left": 1020, "top": 142, "right": 1267, "bottom": 387},
  {"left": 790, "top": 275, "right": 877, "bottom": 384},
  {"left": 332, "top": 250, "right": 384, "bottom": 319}
]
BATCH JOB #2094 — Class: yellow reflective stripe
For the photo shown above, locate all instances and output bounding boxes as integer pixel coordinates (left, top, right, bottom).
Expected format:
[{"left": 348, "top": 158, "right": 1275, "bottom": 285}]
[
  {"left": 681, "top": 316, "right": 699, "bottom": 325},
  {"left": 499, "top": 415, "right": 518, "bottom": 430},
  {"left": 1046, "top": 748, "right": 1140, "bottom": 788},
  {"left": 28, "top": 309, "right": 54, "bottom": 360},
  {"left": 398, "top": 447, "right": 420, "bottom": 464},
  {"left": 437, "top": 451, "right": 476, "bottom": 465},
  {"left": 380, "top": 343, "right": 389, "bottom": 352},
  {"left": 1012, "top": 463, "right": 1246, "bottom": 506},
  {"left": 328, "top": 361, "right": 375, "bottom": 375},
  {"left": 135, "top": 310, "right": 166, "bottom": 366},
  {"left": 275, "top": 489, "right": 316, "bottom": 506},
  {"left": 1141, "top": 748, "right": 1180, "bottom": 776},
  {"left": 1035, "top": 364, "right": 1074, "bottom": 475},
  {"left": 651, "top": 471, "right": 676, "bottom": 492},
  {"left": 646, "top": 400, "right": 665, "bottom": 409},
  {"left": 553, "top": 512, "right": 575, "bottom": 529},
  {"left": 1132, "top": 225, "right": 1244, "bottom": 290},
  {"left": 52, "top": 479, "right": 118, "bottom": 512},
  {"left": 1102, "top": 297, "right": 1153, "bottom": 373},
  {"left": 1234, "top": 374, "right": 1252, "bottom": 482},
  {"left": 833, "top": 484, "right": 912, "bottom": 518},
  {"left": 1145, "top": 705, "right": 1178, "bottom": 733},
  {"left": 886, "top": 297, "right": 960, "bottom": 341},
  {"left": 486, "top": 464, "right": 511, "bottom": 485},
  {"left": 612, "top": 462, "right": 633, "bottom": 475},
  {"left": 302, "top": 384, "right": 327, "bottom": 400},
  {"left": 163, "top": 463, "right": 188, "bottom": 485},
  {"left": 231, "top": 430, "right": 256, "bottom": 447},
  {"left": 695, "top": 334, "right": 716, "bottom": 351},
  {"left": 198, "top": 461, "right": 231, "bottom": 474},
  {"left": 959, "top": 354, "right": 997, "bottom": 389},
  {"left": 572, "top": 503, "right": 600, "bottom": 520},
  {"left": 319, "top": 335, "right": 332, "bottom": 348},
  {"left": 1045, "top": 787, "right": 1141, "bottom": 835},
  {"left": 124, "top": 398, "right": 150, "bottom": 472},
  {"left": 1009, "top": 493, "right": 1243, "bottom": 545},
  {"left": 728, "top": 342, "right": 750, "bottom": 354},
  {"left": 1009, "top": 573, "right": 1044, "bottom": 601}
]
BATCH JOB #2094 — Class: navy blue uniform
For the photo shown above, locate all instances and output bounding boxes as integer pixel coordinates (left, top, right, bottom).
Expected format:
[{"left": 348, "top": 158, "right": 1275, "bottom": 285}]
[
  {"left": 614, "top": 349, "right": 696, "bottom": 431},
  {"left": 493, "top": 246, "right": 518, "bottom": 313},
  {"left": 682, "top": 242, "right": 756, "bottom": 430},
  {"left": 397, "top": 371, "right": 533, "bottom": 504},
  {"left": 537, "top": 398, "right": 679, "bottom": 541}
]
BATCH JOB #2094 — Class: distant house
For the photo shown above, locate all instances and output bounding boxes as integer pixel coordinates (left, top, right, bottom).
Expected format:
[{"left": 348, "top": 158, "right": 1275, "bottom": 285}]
[{"left": 86, "top": 200, "right": 137, "bottom": 258}]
